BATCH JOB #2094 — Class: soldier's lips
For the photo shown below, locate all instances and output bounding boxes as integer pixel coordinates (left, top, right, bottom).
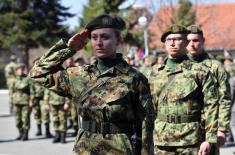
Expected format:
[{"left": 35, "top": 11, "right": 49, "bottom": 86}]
[
  {"left": 169, "top": 48, "right": 179, "bottom": 51},
  {"left": 96, "top": 49, "right": 105, "bottom": 52}
]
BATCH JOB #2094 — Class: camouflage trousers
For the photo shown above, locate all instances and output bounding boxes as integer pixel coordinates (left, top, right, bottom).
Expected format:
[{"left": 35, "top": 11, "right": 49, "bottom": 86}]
[
  {"left": 69, "top": 103, "right": 78, "bottom": 128},
  {"left": 154, "top": 144, "right": 200, "bottom": 155},
  {"left": 72, "top": 129, "right": 133, "bottom": 155},
  {"left": 7, "top": 85, "right": 14, "bottom": 113},
  {"left": 14, "top": 104, "right": 31, "bottom": 130},
  {"left": 51, "top": 104, "right": 67, "bottom": 132},
  {"left": 32, "top": 100, "right": 50, "bottom": 124}
]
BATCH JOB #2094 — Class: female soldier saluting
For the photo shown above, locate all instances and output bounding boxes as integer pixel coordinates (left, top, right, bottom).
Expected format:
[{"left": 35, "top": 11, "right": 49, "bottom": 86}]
[{"left": 29, "top": 14, "right": 154, "bottom": 155}]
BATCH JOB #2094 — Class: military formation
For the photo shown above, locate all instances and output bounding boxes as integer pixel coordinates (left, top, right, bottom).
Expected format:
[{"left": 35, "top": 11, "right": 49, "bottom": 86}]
[
  {"left": 4, "top": 13, "right": 235, "bottom": 155},
  {"left": 4, "top": 57, "right": 84, "bottom": 144}
]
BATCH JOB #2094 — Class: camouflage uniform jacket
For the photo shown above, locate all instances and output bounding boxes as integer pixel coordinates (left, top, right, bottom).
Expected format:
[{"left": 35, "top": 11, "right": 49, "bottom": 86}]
[
  {"left": 225, "top": 63, "right": 235, "bottom": 78},
  {"left": 148, "top": 56, "right": 219, "bottom": 146},
  {"left": 30, "top": 82, "right": 45, "bottom": 100},
  {"left": 4, "top": 61, "right": 17, "bottom": 87},
  {"left": 188, "top": 52, "right": 231, "bottom": 133},
  {"left": 10, "top": 74, "right": 31, "bottom": 105},
  {"left": 64, "top": 65, "right": 75, "bottom": 106},
  {"left": 225, "top": 63, "right": 235, "bottom": 90},
  {"left": 44, "top": 89, "right": 66, "bottom": 106},
  {"left": 29, "top": 39, "right": 154, "bottom": 154},
  {"left": 139, "top": 66, "right": 152, "bottom": 77}
]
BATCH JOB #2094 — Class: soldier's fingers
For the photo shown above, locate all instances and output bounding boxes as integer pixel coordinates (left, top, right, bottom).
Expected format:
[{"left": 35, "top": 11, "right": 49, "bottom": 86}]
[{"left": 72, "top": 29, "right": 90, "bottom": 40}]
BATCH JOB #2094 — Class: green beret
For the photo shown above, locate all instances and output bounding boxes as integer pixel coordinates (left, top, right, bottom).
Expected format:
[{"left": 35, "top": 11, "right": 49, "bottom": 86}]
[
  {"left": 161, "top": 24, "right": 188, "bottom": 43},
  {"left": 187, "top": 25, "right": 203, "bottom": 35},
  {"left": 15, "top": 63, "right": 25, "bottom": 70},
  {"left": 85, "top": 14, "right": 126, "bottom": 32}
]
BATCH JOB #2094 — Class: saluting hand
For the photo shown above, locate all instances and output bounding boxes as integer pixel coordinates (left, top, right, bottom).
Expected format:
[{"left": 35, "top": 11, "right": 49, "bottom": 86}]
[
  {"left": 198, "top": 141, "right": 211, "bottom": 155},
  {"left": 67, "top": 29, "right": 90, "bottom": 51}
]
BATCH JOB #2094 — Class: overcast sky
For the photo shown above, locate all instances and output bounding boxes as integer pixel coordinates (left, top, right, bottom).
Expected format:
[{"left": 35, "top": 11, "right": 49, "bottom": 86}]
[{"left": 61, "top": 0, "right": 235, "bottom": 30}]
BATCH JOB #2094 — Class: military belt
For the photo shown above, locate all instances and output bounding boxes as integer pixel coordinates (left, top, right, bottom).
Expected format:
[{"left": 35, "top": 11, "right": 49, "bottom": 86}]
[
  {"left": 82, "top": 120, "right": 124, "bottom": 134},
  {"left": 157, "top": 113, "right": 200, "bottom": 123}
]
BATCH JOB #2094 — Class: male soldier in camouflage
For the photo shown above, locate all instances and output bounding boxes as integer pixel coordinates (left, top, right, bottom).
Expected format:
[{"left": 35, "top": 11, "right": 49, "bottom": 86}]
[
  {"left": 186, "top": 25, "right": 232, "bottom": 153},
  {"left": 64, "top": 57, "right": 79, "bottom": 137},
  {"left": 224, "top": 56, "right": 235, "bottom": 104},
  {"left": 223, "top": 57, "right": 235, "bottom": 144},
  {"left": 148, "top": 24, "right": 219, "bottom": 155},
  {"left": 44, "top": 89, "right": 69, "bottom": 143},
  {"left": 30, "top": 58, "right": 53, "bottom": 138},
  {"left": 4, "top": 55, "right": 17, "bottom": 113},
  {"left": 31, "top": 82, "right": 53, "bottom": 138},
  {"left": 10, "top": 63, "right": 31, "bottom": 141},
  {"left": 29, "top": 14, "right": 154, "bottom": 155}
]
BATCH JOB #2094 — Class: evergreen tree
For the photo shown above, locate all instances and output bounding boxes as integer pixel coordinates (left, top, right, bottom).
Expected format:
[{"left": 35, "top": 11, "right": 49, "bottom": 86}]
[
  {"left": 174, "top": 0, "right": 196, "bottom": 27},
  {"left": 0, "top": 0, "right": 73, "bottom": 68}
]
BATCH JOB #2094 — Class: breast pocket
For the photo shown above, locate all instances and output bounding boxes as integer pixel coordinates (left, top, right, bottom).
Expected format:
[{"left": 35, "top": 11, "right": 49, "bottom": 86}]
[
  {"left": 101, "top": 81, "right": 135, "bottom": 122},
  {"left": 165, "top": 77, "right": 198, "bottom": 102}
]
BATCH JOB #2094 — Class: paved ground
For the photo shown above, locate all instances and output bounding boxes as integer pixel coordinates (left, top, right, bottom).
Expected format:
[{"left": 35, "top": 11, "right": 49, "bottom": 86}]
[{"left": 0, "top": 90, "right": 235, "bottom": 155}]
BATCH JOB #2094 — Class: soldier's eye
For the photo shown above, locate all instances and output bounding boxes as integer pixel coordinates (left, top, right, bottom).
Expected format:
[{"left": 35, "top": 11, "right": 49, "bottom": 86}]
[
  {"left": 91, "top": 36, "right": 97, "bottom": 40},
  {"left": 101, "top": 35, "right": 110, "bottom": 40}
]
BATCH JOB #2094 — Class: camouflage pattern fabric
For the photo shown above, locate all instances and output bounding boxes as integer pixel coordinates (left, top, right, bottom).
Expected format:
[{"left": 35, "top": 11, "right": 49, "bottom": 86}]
[
  {"left": 4, "top": 61, "right": 17, "bottom": 110},
  {"left": 4, "top": 61, "right": 17, "bottom": 87},
  {"left": 31, "top": 83, "right": 43, "bottom": 124},
  {"left": 139, "top": 66, "right": 152, "bottom": 77},
  {"left": 148, "top": 56, "right": 219, "bottom": 148},
  {"left": 188, "top": 52, "right": 231, "bottom": 133},
  {"left": 155, "top": 144, "right": 199, "bottom": 155},
  {"left": 67, "top": 97, "right": 79, "bottom": 129},
  {"left": 32, "top": 103, "right": 41, "bottom": 124},
  {"left": 10, "top": 74, "right": 31, "bottom": 130},
  {"left": 29, "top": 39, "right": 154, "bottom": 155},
  {"left": 72, "top": 129, "right": 133, "bottom": 155},
  {"left": 225, "top": 63, "right": 235, "bottom": 78},
  {"left": 44, "top": 89, "right": 67, "bottom": 132},
  {"left": 14, "top": 104, "right": 31, "bottom": 130},
  {"left": 10, "top": 75, "right": 31, "bottom": 105},
  {"left": 225, "top": 63, "right": 235, "bottom": 103},
  {"left": 40, "top": 100, "right": 51, "bottom": 124},
  {"left": 31, "top": 84, "right": 50, "bottom": 124},
  {"left": 64, "top": 65, "right": 79, "bottom": 130}
]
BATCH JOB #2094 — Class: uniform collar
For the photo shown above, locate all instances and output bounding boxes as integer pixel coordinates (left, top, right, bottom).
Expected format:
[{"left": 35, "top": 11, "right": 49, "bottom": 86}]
[
  {"left": 187, "top": 51, "right": 209, "bottom": 62},
  {"left": 84, "top": 53, "right": 129, "bottom": 77},
  {"left": 157, "top": 55, "right": 192, "bottom": 73}
]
